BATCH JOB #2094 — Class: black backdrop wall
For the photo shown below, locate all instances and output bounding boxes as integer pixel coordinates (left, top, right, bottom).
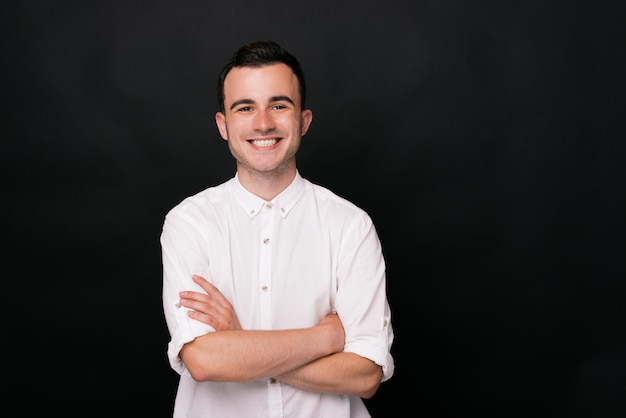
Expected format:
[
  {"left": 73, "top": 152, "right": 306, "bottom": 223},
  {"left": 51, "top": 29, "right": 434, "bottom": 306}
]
[{"left": 3, "top": 1, "right": 625, "bottom": 417}]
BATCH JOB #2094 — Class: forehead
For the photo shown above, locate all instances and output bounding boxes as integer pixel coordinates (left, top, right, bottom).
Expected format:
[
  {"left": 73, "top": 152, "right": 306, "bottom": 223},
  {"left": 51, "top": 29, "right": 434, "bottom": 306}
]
[{"left": 223, "top": 63, "right": 300, "bottom": 104}]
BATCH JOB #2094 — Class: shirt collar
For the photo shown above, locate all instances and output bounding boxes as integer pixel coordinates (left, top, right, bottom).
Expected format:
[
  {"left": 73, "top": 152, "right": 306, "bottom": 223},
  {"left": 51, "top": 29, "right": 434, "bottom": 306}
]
[{"left": 231, "top": 171, "right": 305, "bottom": 219}]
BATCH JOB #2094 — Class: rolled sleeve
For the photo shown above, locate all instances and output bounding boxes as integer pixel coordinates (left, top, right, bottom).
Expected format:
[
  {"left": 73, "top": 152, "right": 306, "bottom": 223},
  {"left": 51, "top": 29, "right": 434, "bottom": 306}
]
[
  {"left": 166, "top": 298, "right": 216, "bottom": 375},
  {"left": 335, "top": 210, "right": 395, "bottom": 382},
  {"left": 161, "top": 206, "right": 216, "bottom": 375},
  {"left": 343, "top": 305, "right": 395, "bottom": 382}
]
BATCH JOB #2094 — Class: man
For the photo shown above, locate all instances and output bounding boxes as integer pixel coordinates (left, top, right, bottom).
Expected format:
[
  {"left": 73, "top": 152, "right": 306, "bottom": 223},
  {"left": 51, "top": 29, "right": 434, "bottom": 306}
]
[{"left": 161, "top": 40, "right": 394, "bottom": 417}]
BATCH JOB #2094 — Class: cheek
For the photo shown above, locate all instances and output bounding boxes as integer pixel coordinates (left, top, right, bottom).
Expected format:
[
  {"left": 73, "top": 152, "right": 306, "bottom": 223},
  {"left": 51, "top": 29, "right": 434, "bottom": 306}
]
[
  {"left": 278, "top": 115, "right": 301, "bottom": 132},
  {"left": 224, "top": 118, "right": 247, "bottom": 136}
]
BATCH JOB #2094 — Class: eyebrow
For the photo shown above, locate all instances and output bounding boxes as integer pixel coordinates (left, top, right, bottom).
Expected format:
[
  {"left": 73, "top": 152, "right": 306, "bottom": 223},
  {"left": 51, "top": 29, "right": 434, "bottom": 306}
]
[{"left": 229, "top": 95, "right": 296, "bottom": 111}]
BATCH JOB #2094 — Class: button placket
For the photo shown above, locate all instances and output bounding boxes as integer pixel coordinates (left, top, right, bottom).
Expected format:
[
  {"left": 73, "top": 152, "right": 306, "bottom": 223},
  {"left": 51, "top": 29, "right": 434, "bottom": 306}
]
[{"left": 258, "top": 202, "right": 274, "bottom": 329}]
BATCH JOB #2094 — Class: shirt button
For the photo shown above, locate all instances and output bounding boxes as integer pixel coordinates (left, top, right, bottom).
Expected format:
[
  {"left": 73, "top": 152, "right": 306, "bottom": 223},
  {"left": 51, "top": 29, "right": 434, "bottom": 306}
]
[
  {"left": 261, "top": 285, "right": 268, "bottom": 291},
  {"left": 263, "top": 238, "right": 270, "bottom": 244},
  {"left": 266, "top": 203, "right": 273, "bottom": 209},
  {"left": 269, "top": 378, "right": 277, "bottom": 384}
]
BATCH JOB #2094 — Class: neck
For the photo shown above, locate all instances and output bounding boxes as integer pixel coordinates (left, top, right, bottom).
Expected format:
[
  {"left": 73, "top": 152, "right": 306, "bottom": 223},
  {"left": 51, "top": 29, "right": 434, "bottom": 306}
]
[{"left": 237, "top": 165, "right": 297, "bottom": 201}]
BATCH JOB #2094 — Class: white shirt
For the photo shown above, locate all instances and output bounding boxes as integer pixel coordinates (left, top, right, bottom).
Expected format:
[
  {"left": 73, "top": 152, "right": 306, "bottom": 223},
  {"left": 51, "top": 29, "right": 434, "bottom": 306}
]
[{"left": 161, "top": 171, "right": 394, "bottom": 418}]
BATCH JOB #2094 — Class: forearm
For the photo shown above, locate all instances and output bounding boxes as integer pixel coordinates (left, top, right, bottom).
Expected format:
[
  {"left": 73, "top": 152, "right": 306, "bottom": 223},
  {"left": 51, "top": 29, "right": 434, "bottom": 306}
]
[
  {"left": 180, "top": 324, "right": 342, "bottom": 382},
  {"left": 275, "top": 352, "right": 383, "bottom": 399}
]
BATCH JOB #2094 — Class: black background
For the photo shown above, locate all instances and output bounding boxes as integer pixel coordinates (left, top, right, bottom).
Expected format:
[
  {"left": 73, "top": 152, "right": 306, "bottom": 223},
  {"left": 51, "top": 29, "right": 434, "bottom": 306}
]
[{"left": 3, "top": 1, "right": 625, "bottom": 417}]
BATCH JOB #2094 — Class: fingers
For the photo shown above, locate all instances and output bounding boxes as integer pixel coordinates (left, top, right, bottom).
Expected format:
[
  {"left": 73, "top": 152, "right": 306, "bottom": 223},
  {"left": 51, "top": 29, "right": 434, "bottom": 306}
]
[
  {"left": 191, "top": 275, "right": 231, "bottom": 305},
  {"left": 185, "top": 302, "right": 231, "bottom": 330},
  {"left": 178, "top": 293, "right": 237, "bottom": 330},
  {"left": 178, "top": 274, "right": 242, "bottom": 331},
  {"left": 191, "top": 274, "right": 217, "bottom": 294}
]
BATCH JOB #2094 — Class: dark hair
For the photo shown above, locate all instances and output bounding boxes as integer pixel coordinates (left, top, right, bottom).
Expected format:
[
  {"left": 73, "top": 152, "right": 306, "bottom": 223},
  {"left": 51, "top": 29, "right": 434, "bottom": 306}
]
[{"left": 216, "top": 40, "right": 306, "bottom": 113}]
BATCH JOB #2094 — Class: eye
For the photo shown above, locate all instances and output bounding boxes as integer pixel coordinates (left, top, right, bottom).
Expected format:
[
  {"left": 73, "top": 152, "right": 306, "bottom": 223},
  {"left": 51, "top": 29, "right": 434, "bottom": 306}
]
[
  {"left": 271, "top": 104, "right": 287, "bottom": 110},
  {"left": 238, "top": 106, "right": 253, "bottom": 112}
]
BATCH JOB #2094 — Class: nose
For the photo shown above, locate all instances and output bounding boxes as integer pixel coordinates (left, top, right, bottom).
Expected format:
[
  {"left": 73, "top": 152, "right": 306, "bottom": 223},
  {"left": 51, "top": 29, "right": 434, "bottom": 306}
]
[{"left": 252, "top": 109, "right": 275, "bottom": 132}]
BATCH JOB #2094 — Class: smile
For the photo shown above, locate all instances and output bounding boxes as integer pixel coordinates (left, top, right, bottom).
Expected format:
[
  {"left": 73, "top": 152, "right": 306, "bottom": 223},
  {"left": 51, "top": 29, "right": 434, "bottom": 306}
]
[{"left": 250, "top": 139, "right": 278, "bottom": 147}]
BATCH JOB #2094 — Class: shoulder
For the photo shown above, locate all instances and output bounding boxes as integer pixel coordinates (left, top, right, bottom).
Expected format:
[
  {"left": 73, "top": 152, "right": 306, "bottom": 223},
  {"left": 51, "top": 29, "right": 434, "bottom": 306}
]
[
  {"left": 302, "top": 178, "right": 372, "bottom": 223},
  {"left": 164, "top": 178, "right": 232, "bottom": 223}
]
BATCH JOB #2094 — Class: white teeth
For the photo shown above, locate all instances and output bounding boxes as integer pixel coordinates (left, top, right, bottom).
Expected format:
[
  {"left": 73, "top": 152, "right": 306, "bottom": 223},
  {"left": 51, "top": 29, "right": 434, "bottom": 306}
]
[{"left": 251, "top": 139, "right": 277, "bottom": 147}]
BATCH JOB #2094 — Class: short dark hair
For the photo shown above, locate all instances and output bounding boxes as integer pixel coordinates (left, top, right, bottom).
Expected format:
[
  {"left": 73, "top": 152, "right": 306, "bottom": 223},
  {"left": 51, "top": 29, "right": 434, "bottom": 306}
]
[{"left": 216, "top": 40, "right": 306, "bottom": 113}]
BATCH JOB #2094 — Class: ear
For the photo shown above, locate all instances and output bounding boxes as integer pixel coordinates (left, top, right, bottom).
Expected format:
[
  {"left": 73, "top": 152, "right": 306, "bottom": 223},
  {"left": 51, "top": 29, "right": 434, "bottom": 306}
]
[
  {"left": 300, "top": 109, "right": 313, "bottom": 136},
  {"left": 215, "top": 112, "right": 228, "bottom": 140}
]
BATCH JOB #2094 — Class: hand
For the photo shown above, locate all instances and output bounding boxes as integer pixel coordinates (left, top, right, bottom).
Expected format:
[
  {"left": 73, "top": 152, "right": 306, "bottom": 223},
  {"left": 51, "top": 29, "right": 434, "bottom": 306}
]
[
  {"left": 318, "top": 312, "right": 346, "bottom": 354},
  {"left": 178, "top": 275, "right": 242, "bottom": 331}
]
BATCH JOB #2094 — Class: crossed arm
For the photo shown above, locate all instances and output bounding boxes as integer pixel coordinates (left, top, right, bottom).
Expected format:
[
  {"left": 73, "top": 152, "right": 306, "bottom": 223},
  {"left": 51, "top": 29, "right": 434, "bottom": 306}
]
[{"left": 177, "top": 275, "right": 383, "bottom": 398}]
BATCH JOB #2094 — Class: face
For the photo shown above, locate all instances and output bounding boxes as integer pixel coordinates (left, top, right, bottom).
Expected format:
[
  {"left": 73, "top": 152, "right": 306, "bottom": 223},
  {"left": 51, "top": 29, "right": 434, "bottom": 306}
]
[{"left": 215, "top": 63, "right": 313, "bottom": 179}]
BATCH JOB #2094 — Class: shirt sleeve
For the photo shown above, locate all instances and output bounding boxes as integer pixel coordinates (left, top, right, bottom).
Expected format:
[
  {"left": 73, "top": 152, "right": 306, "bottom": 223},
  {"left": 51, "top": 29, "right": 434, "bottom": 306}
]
[
  {"left": 333, "top": 209, "right": 395, "bottom": 382},
  {"left": 161, "top": 204, "right": 216, "bottom": 376}
]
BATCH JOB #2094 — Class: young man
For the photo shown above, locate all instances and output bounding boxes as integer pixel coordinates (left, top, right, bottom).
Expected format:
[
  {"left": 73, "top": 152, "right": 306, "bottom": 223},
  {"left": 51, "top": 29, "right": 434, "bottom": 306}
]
[{"left": 161, "top": 40, "right": 394, "bottom": 417}]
